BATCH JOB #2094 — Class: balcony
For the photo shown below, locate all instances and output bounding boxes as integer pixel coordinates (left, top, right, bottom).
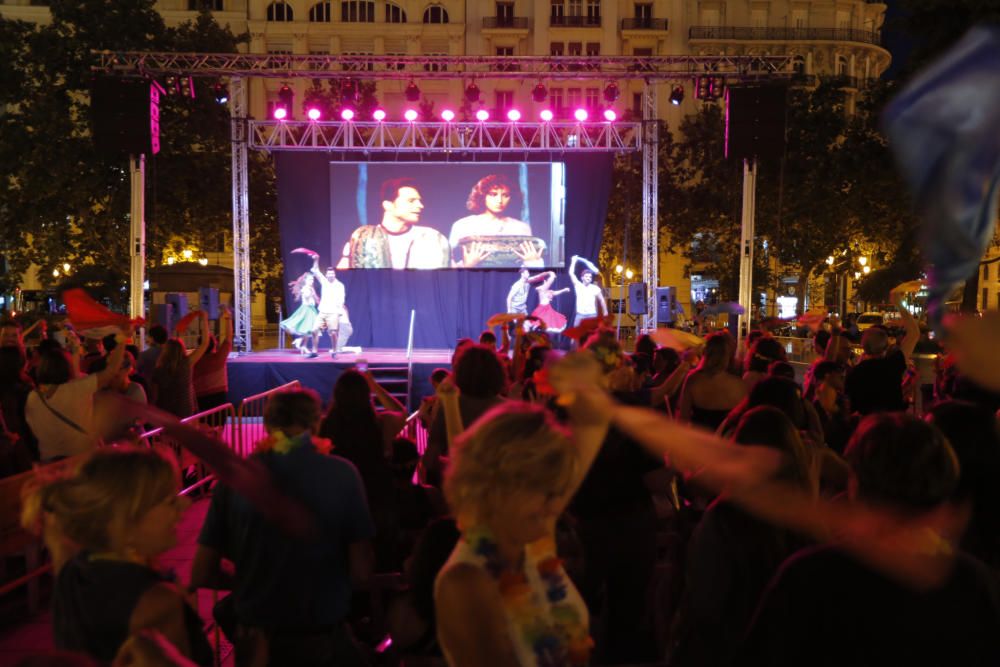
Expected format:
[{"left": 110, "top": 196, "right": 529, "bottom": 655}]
[
  {"left": 550, "top": 15, "right": 601, "bottom": 28},
  {"left": 689, "top": 26, "right": 882, "bottom": 47},
  {"left": 621, "top": 18, "right": 668, "bottom": 31},
  {"left": 482, "top": 16, "right": 529, "bottom": 30}
]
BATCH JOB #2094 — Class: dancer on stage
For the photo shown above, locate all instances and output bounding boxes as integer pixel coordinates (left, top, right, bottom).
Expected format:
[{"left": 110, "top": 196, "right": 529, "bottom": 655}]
[
  {"left": 569, "top": 255, "right": 607, "bottom": 327},
  {"left": 280, "top": 271, "right": 319, "bottom": 355},
  {"left": 506, "top": 267, "right": 533, "bottom": 315},
  {"left": 309, "top": 254, "right": 346, "bottom": 358},
  {"left": 530, "top": 271, "right": 570, "bottom": 332}
]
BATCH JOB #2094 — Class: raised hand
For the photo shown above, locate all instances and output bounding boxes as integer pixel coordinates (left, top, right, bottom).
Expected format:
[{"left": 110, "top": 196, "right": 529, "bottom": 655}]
[
  {"left": 512, "top": 240, "right": 543, "bottom": 264},
  {"left": 461, "top": 241, "right": 493, "bottom": 267}
]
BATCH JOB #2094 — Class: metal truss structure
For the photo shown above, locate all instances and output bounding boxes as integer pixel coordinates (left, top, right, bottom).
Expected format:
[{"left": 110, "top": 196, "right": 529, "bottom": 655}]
[
  {"left": 249, "top": 120, "right": 641, "bottom": 153},
  {"left": 96, "top": 52, "right": 797, "bottom": 345},
  {"left": 97, "top": 52, "right": 798, "bottom": 82}
]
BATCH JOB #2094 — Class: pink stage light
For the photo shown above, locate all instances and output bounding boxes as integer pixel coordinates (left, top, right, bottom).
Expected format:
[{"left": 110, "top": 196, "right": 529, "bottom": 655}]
[
  {"left": 404, "top": 109, "right": 418, "bottom": 122},
  {"left": 506, "top": 109, "right": 521, "bottom": 122},
  {"left": 372, "top": 108, "right": 386, "bottom": 121},
  {"left": 539, "top": 109, "right": 554, "bottom": 122},
  {"left": 574, "top": 108, "right": 588, "bottom": 122},
  {"left": 273, "top": 106, "right": 288, "bottom": 121},
  {"left": 306, "top": 107, "right": 322, "bottom": 121},
  {"left": 440, "top": 109, "right": 456, "bottom": 122},
  {"left": 339, "top": 108, "right": 354, "bottom": 121},
  {"left": 603, "top": 108, "right": 617, "bottom": 122},
  {"left": 475, "top": 109, "right": 490, "bottom": 122}
]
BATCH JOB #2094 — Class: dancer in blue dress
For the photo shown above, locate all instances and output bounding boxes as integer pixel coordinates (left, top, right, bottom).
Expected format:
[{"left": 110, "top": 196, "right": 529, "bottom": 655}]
[{"left": 280, "top": 272, "right": 319, "bottom": 355}]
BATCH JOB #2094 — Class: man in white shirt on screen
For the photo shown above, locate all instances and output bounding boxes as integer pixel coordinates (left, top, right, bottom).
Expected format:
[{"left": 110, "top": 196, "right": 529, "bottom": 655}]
[
  {"left": 310, "top": 255, "right": 346, "bottom": 357},
  {"left": 338, "top": 178, "right": 450, "bottom": 269},
  {"left": 569, "top": 255, "right": 607, "bottom": 327}
]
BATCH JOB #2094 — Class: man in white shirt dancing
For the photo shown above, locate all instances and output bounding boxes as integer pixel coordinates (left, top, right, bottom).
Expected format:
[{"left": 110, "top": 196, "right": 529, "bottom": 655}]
[
  {"left": 569, "top": 255, "right": 607, "bottom": 327},
  {"left": 309, "top": 255, "right": 346, "bottom": 358},
  {"left": 506, "top": 267, "right": 532, "bottom": 315}
]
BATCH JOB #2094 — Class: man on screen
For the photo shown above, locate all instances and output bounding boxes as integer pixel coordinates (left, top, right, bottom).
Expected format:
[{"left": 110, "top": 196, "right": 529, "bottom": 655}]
[{"left": 338, "top": 178, "right": 450, "bottom": 269}]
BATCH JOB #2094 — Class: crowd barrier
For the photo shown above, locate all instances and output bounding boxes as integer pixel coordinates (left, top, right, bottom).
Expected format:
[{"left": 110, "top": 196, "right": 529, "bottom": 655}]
[{"left": 235, "top": 380, "right": 302, "bottom": 457}]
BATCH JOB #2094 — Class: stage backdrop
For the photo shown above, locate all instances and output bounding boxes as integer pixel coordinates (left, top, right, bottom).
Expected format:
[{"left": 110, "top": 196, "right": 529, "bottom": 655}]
[{"left": 276, "top": 153, "right": 613, "bottom": 349}]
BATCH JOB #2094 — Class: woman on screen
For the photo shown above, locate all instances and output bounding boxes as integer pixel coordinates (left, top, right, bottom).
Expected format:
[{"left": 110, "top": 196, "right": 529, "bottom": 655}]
[
  {"left": 450, "top": 175, "right": 536, "bottom": 267},
  {"left": 280, "top": 272, "right": 318, "bottom": 355}
]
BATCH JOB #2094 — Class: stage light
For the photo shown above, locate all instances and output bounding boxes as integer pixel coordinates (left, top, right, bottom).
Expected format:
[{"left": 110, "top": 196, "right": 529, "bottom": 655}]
[
  {"left": 404, "top": 108, "right": 418, "bottom": 122},
  {"left": 404, "top": 81, "right": 421, "bottom": 102},
  {"left": 669, "top": 85, "right": 685, "bottom": 105},
  {"left": 212, "top": 82, "right": 228, "bottom": 104},
  {"left": 539, "top": 109, "right": 554, "bottom": 122},
  {"left": 273, "top": 106, "right": 287, "bottom": 120},
  {"left": 440, "top": 109, "right": 455, "bottom": 122},
  {"left": 340, "top": 79, "right": 357, "bottom": 105},
  {"left": 574, "top": 108, "right": 588, "bottom": 121},
  {"left": 278, "top": 83, "right": 294, "bottom": 107},
  {"left": 603, "top": 82, "right": 620, "bottom": 103},
  {"left": 465, "top": 82, "right": 481, "bottom": 103},
  {"left": 372, "top": 108, "right": 386, "bottom": 121},
  {"left": 307, "top": 107, "right": 322, "bottom": 121},
  {"left": 339, "top": 108, "right": 354, "bottom": 121},
  {"left": 507, "top": 109, "right": 521, "bottom": 122},
  {"left": 531, "top": 83, "right": 547, "bottom": 103},
  {"left": 475, "top": 109, "right": 490, "bottom": 122},
  {"left": 603, "top": 108, "right": 617, "bottom": 122}
]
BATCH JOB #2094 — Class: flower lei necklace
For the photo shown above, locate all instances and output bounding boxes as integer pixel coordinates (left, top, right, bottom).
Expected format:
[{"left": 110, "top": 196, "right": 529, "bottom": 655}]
[
  {"left": 255, "top": 430, "right": 331, "bottom": 455},
  {"left": 464, "top": 526, "right": 592, "bottom": 666}
]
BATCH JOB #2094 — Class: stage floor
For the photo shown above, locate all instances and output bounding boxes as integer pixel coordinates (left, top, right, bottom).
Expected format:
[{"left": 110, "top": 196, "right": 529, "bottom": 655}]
[{"left": 226, "top": 347, "right": 451, "bottom": 408}]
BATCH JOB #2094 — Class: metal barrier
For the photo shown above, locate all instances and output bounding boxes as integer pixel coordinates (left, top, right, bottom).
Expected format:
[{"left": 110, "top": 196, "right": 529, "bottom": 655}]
[
  {"left": 400, "top": 410, "right": 429, "bottom": 455},
  {"left": 236, "top": 380, "right": 302, "bottom": 457}
]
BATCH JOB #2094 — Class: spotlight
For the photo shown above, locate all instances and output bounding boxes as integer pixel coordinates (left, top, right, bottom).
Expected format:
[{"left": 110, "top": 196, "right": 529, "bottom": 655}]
[
  {"left": 340, "top": 79, "right": 357, "bottom": 105},
  {"left": 278, "top": 83, "right": 294, "bottom": 107},
  {"left": 574, "top": 108, "right": 588, "bottom": 121},
  {"left": 404, "top": 108, "right": 418, "bottom": 122},
  {"left": 507, "top": 109, "right": 521, "bottom": 122},
  {"left": 440, "top": 109, "right": 455, "bottom": 122},
  {"left": 465, "top": 82, "right": 481, "bottom": 103},
  {"left": 212, "top": 82, "right": 228, "bottom": 104},
  {"left": 669, "top": 85, "right": 685, "bottom": 105},
  {"left": 307, "top": 107, "right": 322, "bottom": 121},
  {"left": 340, "top": 108, "right": 354, "bottom": 121},
  {"left": 475, "top": 109, "right": 489, "bottom": 122},
  {"left": 539, "top": 109, "right": 554, "bottom": 122},
  {"left": 603, "top": 82, "right": 620, "bottom": 103},
  {"left": 404, "top": 81, "right": 421, "bottom": 102},
  {"left": 603, "top": 108, "right": 617, "bottom": 122},
  {"left": 273, "top": 106, "right": 288, "bottom": 120},
  {"left": 531, "top": 83, "right": 547, "bottom": 103},
  {"left": 372, "top": 108, "right": 386, "bottom": 121}
]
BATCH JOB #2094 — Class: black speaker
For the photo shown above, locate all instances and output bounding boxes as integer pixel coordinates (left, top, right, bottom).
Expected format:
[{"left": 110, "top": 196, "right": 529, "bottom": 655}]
[
  {"left": 165, "top": 292, "right": 189, "bottom": 320},
  {"left": 628, "top": 282, "right": 647, "bottom": 315},
  {"left": 198, "top": 287, "right": 220, "bottom": 320},
  {"left": 725, "top": 86, "right": 786, "bottom": 162},
  {"left": 90, "top": 78, "right": 162, "bottom": 156},
  {"left": 656, "top": 286, "right": 678, "bottom": 323}
]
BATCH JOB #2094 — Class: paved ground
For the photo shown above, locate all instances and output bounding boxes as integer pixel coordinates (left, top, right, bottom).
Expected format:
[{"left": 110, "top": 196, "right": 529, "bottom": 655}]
[{"left": 0, "top": 498, "right": 232, "bottom": 666}]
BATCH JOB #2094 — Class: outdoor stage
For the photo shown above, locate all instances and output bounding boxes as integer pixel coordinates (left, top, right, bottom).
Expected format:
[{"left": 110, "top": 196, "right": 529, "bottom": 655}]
[{"left": 226, "top": 347, "right": 452, "bottom": 409}]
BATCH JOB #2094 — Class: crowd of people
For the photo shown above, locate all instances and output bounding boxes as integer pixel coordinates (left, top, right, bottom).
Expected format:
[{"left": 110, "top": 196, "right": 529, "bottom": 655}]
[{"left": 4, "top": 285, "right": 1000, "bottom": 667}]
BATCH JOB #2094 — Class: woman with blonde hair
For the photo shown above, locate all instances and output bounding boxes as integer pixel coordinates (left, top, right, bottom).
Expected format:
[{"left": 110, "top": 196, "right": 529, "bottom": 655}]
[
  {"left": 21, "top": 447, "right": 213, "bottom": 664},
  {"left": 434, "top": 357, "right": 609, "bottom": 667}
]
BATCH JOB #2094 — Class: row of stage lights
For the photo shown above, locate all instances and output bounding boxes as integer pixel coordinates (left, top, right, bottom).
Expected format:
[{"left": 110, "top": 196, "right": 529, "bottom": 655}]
[{"left": 274, "top": 106, "right": 621, "bottom": 122}]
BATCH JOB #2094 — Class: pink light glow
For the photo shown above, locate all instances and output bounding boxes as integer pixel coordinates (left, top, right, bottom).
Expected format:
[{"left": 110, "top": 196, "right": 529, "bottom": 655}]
[
  {"left": 372, "top": 108, "right": 386, "bottom": 121},
  {"left": 339, "top": 108, "right": 354, "bottom": 121},
  {"left": 404, "top": 109, "right": 418, "bottom": 122},
  {"left": 440, "top": 109, "right": 456, "bottom": 122},
  {"left": 306, "top": 107, "right": 322, "bottom": 121},
  {"left": 603, "top": 108, "right": 617, "bottom": 122},
  {"left": 506, "top": 109, "right": 521, "bottom": 122},
  {"left": 273, "top": 107, "right": 287, "bottom": 120},
  {"left": 475, "top": 109, "right": 490, "bottom": 122},
  {"left": 574, "top": 108, "right": 588, "bottom": 122},
  {"left": 539, "top": 109, "right": 554, "bottom": 122}
]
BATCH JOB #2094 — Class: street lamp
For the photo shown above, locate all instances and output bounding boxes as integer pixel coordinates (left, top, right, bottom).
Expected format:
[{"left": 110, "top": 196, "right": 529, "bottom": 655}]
[
  {"left": 625, "top": 269, "right": 634, "bottom": 280},
  {"left": 615, "top": 264, "right": 624, "bottom": 275},
  {"left": 62, "top": 263, "right": 71, "bottom": 273},
  {"left": 858, "top": 256, "right": 868, "bottom": 267},
  {"left": 863, "top": 265, "right": 871, "bottom": 275},
  {"left": 826, "top": 256, "right": 834, "bottom": 266}
]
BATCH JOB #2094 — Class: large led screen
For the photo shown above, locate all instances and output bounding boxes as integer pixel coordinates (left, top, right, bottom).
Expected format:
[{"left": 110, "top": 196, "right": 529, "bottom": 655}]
[{"left": 330, "top": 162, "right": 566, "bottom": 269}]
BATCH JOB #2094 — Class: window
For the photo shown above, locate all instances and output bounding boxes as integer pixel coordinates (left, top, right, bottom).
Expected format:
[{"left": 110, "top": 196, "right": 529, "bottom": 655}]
[
  {"left": 550, "top": 87, "right": 565, "bottom": 113},
  {"left": 632, "top": 92, "right": 642, "bottom": 116},
  {"left": 634, "top": 3, "right": 651, "bottom": 20},
  {"left": 495, "top": 90, "right": 514, "bottom": 112},
  {"left": 585, "top": 42, "right": 600, "bottom": 56},
  {"left": 567, "top": 87, "right": 582, "bottom": 108},
  {"left": 568, "top": 0, "right": 582, "bottom": 17},
  {"left": 496, "top": 2, "right": 514, "bottom": 20},
  {"left": 836, "top": 10, "right": 851, "bottom": 29},
  {"left": 266, "top": 1, "right": 293, "bottom": 21},
  {"left": 550, "top": 0, "right": 564, "bottom": 19},
  {"left": 342, "top": 52, "right": 374, "bottom": 71},
  {"left": 188, "top": 0, "right": 223, "bottom": 10},
  {"left": 631, "top": 46, "right": 653, "bottom": 70},
  {"left": 424, "top": 53, "right": 448, "bottom": 71},
  {"left": 385, "top": 53, "right": 407, "bottom": 70},
  {"left": 587, "top": 0, "right": 600, "bottom": 22},
  {"left": 983, "top": 264, "right": 990, "bottom": 281},
  {"left": 792, "top": 9, "right": 808, "bottom": 29},
  {"left": 699, "top": 8, "right": 719, "bottom": 26},
  {"left": 341, "top": 1, "right": 374, "bottom": 21},
  {"left": 791, "top": 55, "right": 806, "bottom": 74},
  {"left": 836, "top": 55, "right": 849, "bottom": 76},
  {"left": 309, "top": 2, "right": 331, "bottom": 22},
  {"left": 550, "top": 42, "right": 565, "bottom": 56},
  {"left": 496, "top": 46, "right": 517, "bottom": 70},
  {"left": 585, "top": 87, "right": 600, "bottom": 109},
  {"left": 568, "top": 42, "right": 582, "bottom": 56},
  {"left": 386, "top": 2, "right": 406, "bottom": 22},
  {"left": 423, "top": 5, "right": 449, "bottom": 23},
  {"left": 751, "top": 8, "right": 767, "bottom": 28},
  {"left": 267, "top": 48, "right": 293, "bottom": 54}
]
